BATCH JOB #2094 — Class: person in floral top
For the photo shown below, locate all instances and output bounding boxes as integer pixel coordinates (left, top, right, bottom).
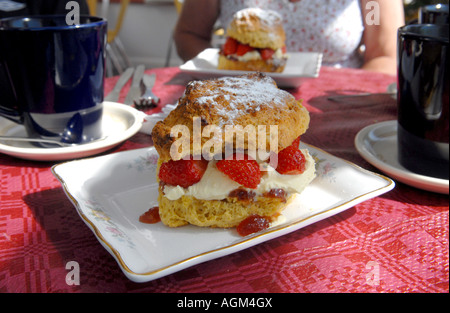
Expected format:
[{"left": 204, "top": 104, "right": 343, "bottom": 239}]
[{"left": 174, "top": 0, "right": 404, "bottom": 75}]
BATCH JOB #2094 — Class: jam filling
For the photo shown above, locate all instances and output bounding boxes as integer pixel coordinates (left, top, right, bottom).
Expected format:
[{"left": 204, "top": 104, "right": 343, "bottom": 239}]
[
  {"left": 228, "top": 188, "right": 256, "bottom": 201},
  {"left": 263, "top": 188, "right": 287, "bottom": 203},
  {"left": 139, "top": 206, "right": 161, "bottom": 224},
  {"left": 236, "top": 215, "right": 270, "bottom": 236},
  {"left": 228, "top": 188, "right": 287, "bottom": 202}
]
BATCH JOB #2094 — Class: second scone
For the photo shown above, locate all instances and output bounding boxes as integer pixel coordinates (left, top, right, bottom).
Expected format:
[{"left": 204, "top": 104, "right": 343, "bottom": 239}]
[{"left": 218, "top": 8, "right": 288, "bottom": 73}]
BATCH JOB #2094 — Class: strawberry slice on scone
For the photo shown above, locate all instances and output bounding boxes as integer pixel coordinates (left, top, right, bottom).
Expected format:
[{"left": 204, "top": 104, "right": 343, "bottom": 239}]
[
  {"left": 158, "top": 157, "right": 208, "bottom": 188},
  {"left": 275, "top": 136, "right": 306, "bottom": 175},
  {"left": 216, "top": 153, "right": 261, "bottom": 189}
]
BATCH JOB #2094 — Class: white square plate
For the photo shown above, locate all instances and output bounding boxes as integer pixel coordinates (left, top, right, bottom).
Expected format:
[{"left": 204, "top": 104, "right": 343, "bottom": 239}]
[
  {"left": 179, "top": 48, "right": 322, "bottom": 88},
  {"left": 52, "top": 143, "right": 394, "bottom": 282}
]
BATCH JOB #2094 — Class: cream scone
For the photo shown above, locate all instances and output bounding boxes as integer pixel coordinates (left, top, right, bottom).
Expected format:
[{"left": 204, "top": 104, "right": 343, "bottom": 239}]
[
  {"left": 218, "top": 8, "right": 288, "bottom": 73},
  {"left": 150, "top": 73, "right": 315, "bottom": 233}
]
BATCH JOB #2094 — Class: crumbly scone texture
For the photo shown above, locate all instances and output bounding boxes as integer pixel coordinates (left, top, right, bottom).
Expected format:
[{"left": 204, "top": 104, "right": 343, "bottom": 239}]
[
  {"left": 151, "top": 73, "right": 310, "bottom": 163},
  {"left": 226, "top": 8, "right": 286, "bottom": 50},
  {"left": 217, "top": 54, "right": 286, "bottom": 73},
  {"left": 157, "top": 186, "right": 294, "bottom": 228}
]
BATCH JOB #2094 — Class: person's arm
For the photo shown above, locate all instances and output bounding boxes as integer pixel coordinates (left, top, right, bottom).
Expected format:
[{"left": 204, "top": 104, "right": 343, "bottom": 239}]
[
  {"left": 360, "top": 0, "right": 405, "bottom": 75},
  {"left": 173, "top": 0, "right": 220, "bottom": 62}
]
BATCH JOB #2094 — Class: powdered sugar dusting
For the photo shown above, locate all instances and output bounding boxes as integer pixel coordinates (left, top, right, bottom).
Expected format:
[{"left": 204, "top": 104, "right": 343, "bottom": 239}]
[
  {"left": 234, "top": 8, "right": 282, "bottom": 28},
  {"left": 182, "top": 74, "right": 293, "bottom": 127}
]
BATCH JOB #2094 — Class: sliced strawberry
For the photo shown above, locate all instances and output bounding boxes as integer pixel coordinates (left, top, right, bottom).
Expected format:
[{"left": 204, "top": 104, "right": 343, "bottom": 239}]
[
  {"left": 291, "top": 136, "right": 301, "bottom": 148},
  {"left": 236, "top": 43, "right": 254, "bottom": 56},
  {"left": 275, "top": 136, "right": 306, "bottom": 175},
  {"left": 158, "top": 157, "right": 208, "bottom": 188},
  {"left": 260, "top": 48, "right": 275, "bottom": 60},
  {"left": 216, "top": 153, "right": 261, "bottom": 189},
  {"left": 276, "top": 146, "right": 306, "bottom": 175},
  {"left": 222, "top": 37, "right": 238, "bottom": 55},
  {"left": 281, "top": 46, "right": 287, "bottom": 54}
]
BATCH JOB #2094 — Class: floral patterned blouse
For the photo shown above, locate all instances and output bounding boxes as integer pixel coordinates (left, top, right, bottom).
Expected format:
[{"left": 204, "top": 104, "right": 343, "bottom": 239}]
[{"left": 219, "top": 0, "right": 365, "bottom": 68}]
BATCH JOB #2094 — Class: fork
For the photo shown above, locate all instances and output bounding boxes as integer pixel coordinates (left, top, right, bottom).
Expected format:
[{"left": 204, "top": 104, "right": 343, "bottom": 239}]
[{"left": 133, "top": 74, "right": 160, "bottom": 109}]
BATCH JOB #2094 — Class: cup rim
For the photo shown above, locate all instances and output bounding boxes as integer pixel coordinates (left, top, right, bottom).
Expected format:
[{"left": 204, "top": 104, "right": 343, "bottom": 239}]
[
  {"left": 420, "top": 3, "right": 449, "bottom": 13},
  {"left": 0, "top": 15, "right": 106, "bottom": 31},
  {"left": 399, "top": 24, "right": 449, "bottom": 43}
]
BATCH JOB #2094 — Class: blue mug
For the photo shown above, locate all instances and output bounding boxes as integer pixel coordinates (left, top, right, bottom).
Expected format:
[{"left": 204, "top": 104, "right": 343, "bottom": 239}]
[
  {"left": 397, "top": 24, "right": 449, "bottom": 179},
  {"left": 0, "top": 15, "right": 107, "bottom": 144}
]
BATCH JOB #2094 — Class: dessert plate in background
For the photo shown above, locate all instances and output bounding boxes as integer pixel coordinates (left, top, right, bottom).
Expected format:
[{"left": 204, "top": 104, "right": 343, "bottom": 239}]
[{"left": 180, "top": 48, "right": 322, "bottom": 88}]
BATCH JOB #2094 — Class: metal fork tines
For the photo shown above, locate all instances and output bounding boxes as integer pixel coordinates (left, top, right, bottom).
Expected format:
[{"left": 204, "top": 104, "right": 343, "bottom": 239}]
[{"left": 134, "top": 74, "right": 160, "bottom": 109}]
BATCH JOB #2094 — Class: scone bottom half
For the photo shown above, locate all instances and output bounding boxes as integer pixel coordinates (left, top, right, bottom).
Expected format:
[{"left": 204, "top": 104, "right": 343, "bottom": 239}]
[{"left": 148, "top": 73, "right": 316, "bottom": 236}]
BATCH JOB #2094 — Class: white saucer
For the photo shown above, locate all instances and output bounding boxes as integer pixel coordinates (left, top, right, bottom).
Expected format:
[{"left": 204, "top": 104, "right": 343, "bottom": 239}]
[
  {"left": 0, "top": 102, "right": 143, "bottom": 161},
  {"left": 355, "top": 120, "right": 449, "bottom": 194}
]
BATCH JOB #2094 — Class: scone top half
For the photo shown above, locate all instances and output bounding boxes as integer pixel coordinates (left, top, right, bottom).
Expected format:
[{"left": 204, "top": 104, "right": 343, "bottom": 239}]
[
  {"left": 151, "top": 73, "right": 309, "bottom": 163},
  {"left": 227, "top": 8, "right": 286, "bottom": 51}
]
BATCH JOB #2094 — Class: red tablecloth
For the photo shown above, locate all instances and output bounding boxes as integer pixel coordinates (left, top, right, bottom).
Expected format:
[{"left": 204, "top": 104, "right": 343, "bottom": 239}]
[{"left": 0, "top": 67, "right": 448, "bottom": 293}]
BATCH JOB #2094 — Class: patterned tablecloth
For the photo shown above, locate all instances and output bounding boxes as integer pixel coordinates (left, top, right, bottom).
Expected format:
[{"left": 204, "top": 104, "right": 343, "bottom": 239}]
[{"left": 0, "top": 67, "right": 448, "bottom": 293}]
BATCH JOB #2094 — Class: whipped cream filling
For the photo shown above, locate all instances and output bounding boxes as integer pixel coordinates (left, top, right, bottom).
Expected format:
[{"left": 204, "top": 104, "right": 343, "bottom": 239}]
[
  {"left": 162, "top": 149, "right": 316, "bottom": 201},
  {"left": 233, "top": 48, "right": 287, "bottom": 62}
]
